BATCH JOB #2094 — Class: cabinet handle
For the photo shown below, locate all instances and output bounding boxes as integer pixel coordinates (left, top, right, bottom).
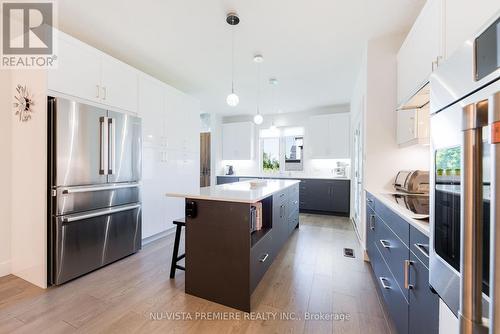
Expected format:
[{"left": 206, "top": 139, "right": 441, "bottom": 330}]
[
  {"left": 369, "top": 214, "right": 375, "bottom": 230},
  {"left": 96, "top": 84, "right": 100, "bottom": 98},
  {"left": 102, "top": 86, "right": 107, "bottom": 100},
  {"left": 379, "top": 239, "right": 391, "bottom": 249},
  {"left": 404, "top": 260, "right": 414, "bottom": 290},
  {"left": 414, "top": 243, "right": 430, "bottom": 259},
  {"left": 379, "top": 277, "right": 391, "bottom": 289},
  {"left": 367, "top": 198, "right": 373, "bottom": 204},
  {"left": 259, "top": 253, "right": 269, "bottom": 263}
]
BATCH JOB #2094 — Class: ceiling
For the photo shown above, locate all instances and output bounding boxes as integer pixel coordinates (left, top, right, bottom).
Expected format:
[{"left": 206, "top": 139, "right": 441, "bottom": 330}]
[{"left": 56, "top": 0, "right": 425, "bottom": 115}]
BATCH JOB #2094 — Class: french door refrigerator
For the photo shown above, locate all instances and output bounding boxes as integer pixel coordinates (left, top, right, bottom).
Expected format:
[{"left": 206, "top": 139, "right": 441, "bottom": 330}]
[
  {"left": 48, "top": 96, "right": 142, "bottom": 285},
  {"left": 429, "top": 14, "right": 499, "bottom": 334}
]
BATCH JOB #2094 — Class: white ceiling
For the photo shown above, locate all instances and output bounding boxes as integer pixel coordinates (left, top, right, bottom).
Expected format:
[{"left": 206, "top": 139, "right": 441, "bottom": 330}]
[{"left": 56, "top": 0, "right": 425, "bottom": 115}]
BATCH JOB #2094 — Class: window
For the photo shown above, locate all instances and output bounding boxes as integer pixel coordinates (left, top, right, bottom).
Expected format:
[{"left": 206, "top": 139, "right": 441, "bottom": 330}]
[
  {"left": 260, "top": 127, "right": 304, "bottom": 173},
  {"left": 261, "top": 137, "right": 280, "bottom": 172}
]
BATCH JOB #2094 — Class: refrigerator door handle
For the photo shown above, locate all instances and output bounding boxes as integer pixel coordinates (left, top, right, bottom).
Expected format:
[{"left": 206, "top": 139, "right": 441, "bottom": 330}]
[
  {"left": 61, "top": 182, "right": 140, "bottom": 194},
  {"left": 108, "top": 117, "right": 116, "bottom": 175},
  {"left": 460, "top": 99, "right": 488, "bottom": 334},
  {"left": 489, "top": 91, "right": 500, "bottom": 334},
  {"left": 62, "top": 204, "right": 141, "bottom": 223},
  {"left": 99, "top": 116, "right": 109, "bottom": 175}
]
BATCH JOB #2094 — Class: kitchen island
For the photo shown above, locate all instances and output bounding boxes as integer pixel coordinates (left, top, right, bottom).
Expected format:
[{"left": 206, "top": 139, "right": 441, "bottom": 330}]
[{"left": 166, "top": 179, "right": 300, "bottom": 312}]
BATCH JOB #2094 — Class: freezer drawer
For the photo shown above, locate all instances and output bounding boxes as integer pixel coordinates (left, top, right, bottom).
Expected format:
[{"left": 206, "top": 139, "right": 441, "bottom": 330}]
[
  {"left": 52, "top": 204, "right": 141, "bottom": 285},
  {"left": 53, "top": 182, "right": 141, "bottom": 215}
]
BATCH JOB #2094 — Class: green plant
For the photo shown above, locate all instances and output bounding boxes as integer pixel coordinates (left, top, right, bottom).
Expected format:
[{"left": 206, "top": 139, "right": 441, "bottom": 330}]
[{"left": 263, "top": 152, "right": 280, "bottom": 172}]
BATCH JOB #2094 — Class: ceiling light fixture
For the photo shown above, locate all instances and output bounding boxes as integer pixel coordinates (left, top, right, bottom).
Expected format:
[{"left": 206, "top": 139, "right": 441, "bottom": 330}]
[
  {"left": 269, "top": 78, "right": 278, "bottom": 130},
  {"left": 253, "top": 54, "right": 264, "bottom": 125},
  {"left": 226, "top": 13, "right": 240, "bottom": 107}
]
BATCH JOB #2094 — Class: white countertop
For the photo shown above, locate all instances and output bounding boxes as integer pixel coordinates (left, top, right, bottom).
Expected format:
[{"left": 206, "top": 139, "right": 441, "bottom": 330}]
[
  {"left": 368, "top": 190, "right": 430, "bottom": 237},
  {"left": 218, "top": 174, "right": 350, "bottom": 180},
  {"left": 167, "top": 179, "right": 301, "bottom": 204}
]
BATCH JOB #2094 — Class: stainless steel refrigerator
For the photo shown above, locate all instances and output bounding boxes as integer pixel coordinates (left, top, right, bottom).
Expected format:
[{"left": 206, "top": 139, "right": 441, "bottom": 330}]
[
  {"left": 48, "top": 96, "right": 142, "bottom": 285},
  {"left": 429, "top": 14, "right": 499, "bottom": 334}
]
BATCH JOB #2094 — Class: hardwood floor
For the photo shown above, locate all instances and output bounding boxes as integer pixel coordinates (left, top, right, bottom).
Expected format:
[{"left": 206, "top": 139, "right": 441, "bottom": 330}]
[{"left": 0, "top": 214, "right": 394, "bottom": 334}]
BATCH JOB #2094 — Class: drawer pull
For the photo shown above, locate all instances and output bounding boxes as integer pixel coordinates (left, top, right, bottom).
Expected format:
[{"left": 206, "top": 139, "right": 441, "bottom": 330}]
[
  {"left": 367, "top": 198, "right": 374, "bottom": 204},
  {"left": 404, "top": 260, "right": 414, "bottom": 290},
  {"left": 370, "top": 215, "right": 376, "bottom": 230},
  {"left": 379, "top": 277, "right": 391, "bottom": 289},
  {"left": 259, "top": 253, "right": 269, "bottom": 263},
  {"left": 379, "top": 239, "right": 391, "bottom": 248},
  {"left": 414, "top": 243, "right": 429, "bottom": 259}
]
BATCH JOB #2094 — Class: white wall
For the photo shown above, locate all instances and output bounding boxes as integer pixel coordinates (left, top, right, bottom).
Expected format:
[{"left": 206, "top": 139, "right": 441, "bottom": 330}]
[
  {"left": 0, "top": 70, "right": 12, "bottom": 277},
  {"left": 9, "top": 70, "right": 48, "bottom": 287},
  {"left": 350, "top": 33, "right": 431, "bottom": 248},
  {"left": 216, "top": 105, "right": 351, "bottom": 178}
]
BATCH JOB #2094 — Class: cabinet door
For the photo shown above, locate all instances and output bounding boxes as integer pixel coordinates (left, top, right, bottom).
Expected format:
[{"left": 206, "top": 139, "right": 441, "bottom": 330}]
[
  {"left": 307, "top": 115, "right": 330, "bottom": 158},
  {"left": 48, "top": 33, "right": 101, "bottom": 102},
  {"left": 100, "top": 56, "right": 138, "bottom": 112},
  {"left": 397, "top": 0, "right": 443, "bottom": 104},
  {"left": 328, "top": 114, "right": 350, "bottom": 158},
  {"left": 397, "top": 109, "right": 418, "bottom": 145},
  {"left": 222, "top": 122, "right": 254, "bottom": 160},
  {"left": 409, "top": 252, "right": 439, "bottom": 334},
  {"left": 330, "top": 180, "right": 350, "bottom": 213},
  {"left": 272, "top": 194, "right": 287, "bottom": 257}
]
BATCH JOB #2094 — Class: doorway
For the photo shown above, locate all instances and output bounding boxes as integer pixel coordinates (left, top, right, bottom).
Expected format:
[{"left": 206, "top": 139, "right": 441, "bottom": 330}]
[{"left": 200, "top": 132, "right": 211, "bottom": 187}]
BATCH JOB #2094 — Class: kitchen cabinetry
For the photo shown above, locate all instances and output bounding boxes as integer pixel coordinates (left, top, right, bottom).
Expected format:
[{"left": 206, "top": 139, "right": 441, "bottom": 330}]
[
  {"left": 48, "top": 31, "right": 138, "bottom": 113},
  {"left": 300, "top": 179, "right": 350, "bottom": 215},
  {"left": 222, "top": 122, "right": 255, "bottom": 160},
  {"left": 307, "top": 113, "right": 350, "bottom": 159},
  {"left": 366, "top": 192, "right": 439, "bottom": 334},
  {"left": 396, "top": 107, "right": 430, "bottom": 147},
  {"left": 443, "top": 0, "right": 500, "bottom": 59},
  {"left": 397, "top": 0, "right": 443, "bottom": 105}
]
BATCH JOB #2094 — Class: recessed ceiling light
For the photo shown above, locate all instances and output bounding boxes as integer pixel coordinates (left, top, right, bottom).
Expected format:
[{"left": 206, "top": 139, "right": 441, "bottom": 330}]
[{"left": 253, "top": 55, "right": 264, "bottom": 63}]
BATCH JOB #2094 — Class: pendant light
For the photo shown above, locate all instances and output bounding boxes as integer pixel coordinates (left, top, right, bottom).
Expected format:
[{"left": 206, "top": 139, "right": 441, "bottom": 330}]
[
  {"left": 253, "top": 54, "right": 264, "bottom": 125},
  {"left": 226, "top": 13, "right": 240, "bottom": 107}
]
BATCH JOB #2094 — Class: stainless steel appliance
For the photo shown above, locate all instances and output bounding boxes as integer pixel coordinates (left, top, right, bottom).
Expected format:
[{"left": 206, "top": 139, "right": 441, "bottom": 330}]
[
  {"left": 429, "top": 14, "right": 500, "bottom": 334},
  {"left": 394, "top": 170, "right": 430, "bottom": 194},
  {"left": 48, "top": 96, "right": 142, "bottom": 285}
]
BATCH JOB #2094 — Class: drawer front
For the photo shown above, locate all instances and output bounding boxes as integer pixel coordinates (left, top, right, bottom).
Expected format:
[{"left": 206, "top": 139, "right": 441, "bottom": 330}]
[
  {"left": 370, "top": 244, "right": 409, "bottom": 334},
  {"left": 276, "top": 189, "right": 288, "bottom": 204},
  {"left": 288, "top": 196, "right": 299, "bottom": 217},
  {"left": 366, "top": 191, "right": 376, "bottom": 211},
  {"left": 409, "top": 225, "right": 430, "bottom": 268},
  {"left": 408, "top": 252, "right": 439, "bottom": 334},
  {"left": 375, "top": 198, "right": 410, "bottom": 246},
  {"left": 376, "top": 218, "right": 410, "bottom": 297},
  {"left": 216, "top": 176, "right": 239, "bottom": 185},
  {"left": 250, "top": 231, "right": 273, "bottom": 292},
  {"left": 288, "top": 214, "right": 299, "bottom": 235},
  {"left": 366, "top": 204, "right": 378, "bottom": 258}
]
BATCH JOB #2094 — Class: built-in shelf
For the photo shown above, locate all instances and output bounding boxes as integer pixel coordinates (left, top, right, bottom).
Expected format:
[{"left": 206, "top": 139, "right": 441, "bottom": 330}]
[{"left": 251, "top": 227, "right": 272, "bottom": 248}]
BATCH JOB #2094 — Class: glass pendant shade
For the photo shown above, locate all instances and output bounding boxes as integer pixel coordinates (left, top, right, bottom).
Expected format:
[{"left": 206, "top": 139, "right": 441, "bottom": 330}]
[
  {"left": 226, "top": 92, "right": 239, "bottom": 107},
  {"left": 254, "top": 113, "right": 263, "bottom": 125}
]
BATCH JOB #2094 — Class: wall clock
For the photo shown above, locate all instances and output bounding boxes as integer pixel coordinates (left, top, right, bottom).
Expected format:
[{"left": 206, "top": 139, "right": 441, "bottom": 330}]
[{"left": 13, "top": 84, "right": 35, "bottom": 122}]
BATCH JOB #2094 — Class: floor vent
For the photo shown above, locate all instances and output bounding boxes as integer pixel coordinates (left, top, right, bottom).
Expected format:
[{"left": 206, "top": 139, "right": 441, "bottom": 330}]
[{"left": 343, "top": 248, "right": 355, "bottom": 258}]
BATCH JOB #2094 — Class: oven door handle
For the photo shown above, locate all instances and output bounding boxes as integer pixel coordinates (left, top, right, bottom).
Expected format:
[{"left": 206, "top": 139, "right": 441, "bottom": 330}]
[
  {"left": 489, "top": 92, "right": 500, "bottom": 334},
  {"left": 459, "top": 97, "right": 489, "bottom": 333}
]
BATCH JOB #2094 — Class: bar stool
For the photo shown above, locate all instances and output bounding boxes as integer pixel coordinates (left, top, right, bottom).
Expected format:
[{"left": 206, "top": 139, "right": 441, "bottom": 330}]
[{"left": 169, "top": 218, "right": 186, "bottom": 278}]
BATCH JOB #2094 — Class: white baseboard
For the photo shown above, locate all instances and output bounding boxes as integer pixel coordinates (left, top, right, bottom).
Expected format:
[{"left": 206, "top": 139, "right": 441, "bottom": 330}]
[
  {"left": 0, "top": 260, "right": 11, "bottom": 278},
  {"left": 142, "top": 226, "right": 176, "bottom": 246}
]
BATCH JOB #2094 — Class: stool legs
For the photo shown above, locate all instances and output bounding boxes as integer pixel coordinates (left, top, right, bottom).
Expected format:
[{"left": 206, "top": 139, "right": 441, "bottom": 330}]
[{"left": 170, "top": 224, "right": 182, "bottom": 278}]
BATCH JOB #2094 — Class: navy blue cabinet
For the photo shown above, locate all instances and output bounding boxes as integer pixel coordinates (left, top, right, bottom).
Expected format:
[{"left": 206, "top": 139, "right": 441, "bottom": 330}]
[
  {"left": 366, "top": 192, "right": 438, "bottom": 334},
  {"left": 217, "top": 176, "right": 350, "bottom": 216}
]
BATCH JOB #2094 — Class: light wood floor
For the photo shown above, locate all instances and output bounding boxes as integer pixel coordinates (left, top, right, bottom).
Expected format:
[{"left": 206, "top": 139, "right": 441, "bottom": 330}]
[{"left": 0, "top": 214, "right": 394, "bottom": 334}]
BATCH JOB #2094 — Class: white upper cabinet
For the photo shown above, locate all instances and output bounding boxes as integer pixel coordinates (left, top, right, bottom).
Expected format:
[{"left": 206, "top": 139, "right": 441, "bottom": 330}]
[
  {"left": 222, "top": 122, "right": 255, "bottom": 160},
  {"left": 397, "top": 0, "right": 443, "bottom": 106},
  {"left": 443, "top": 0, "right": 500, "bottom": 58},
  {"left": 396, "top": 107, "right": 430, "bottom": 147},
  {"left": 308, "top": 113, "right": 350, "bottom": 159},
  {"left": 100, "top": 57, "right": 138, "bottom": 113},
  {"left": 48, "top": 33, "right": 101, "bottom": 103},
  {"left": 48, "top": 31, "right": 138, "bottom": 113},
  {"left": 139, "top": 75, "right": 165, "bottom": 147}
]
